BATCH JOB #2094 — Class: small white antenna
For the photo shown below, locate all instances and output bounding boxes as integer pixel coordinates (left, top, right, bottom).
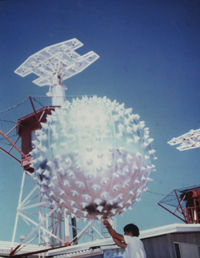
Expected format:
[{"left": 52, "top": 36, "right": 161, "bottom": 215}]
[
  {"left": 168, "top": 129, "right": 200, "bottom": 151},
  {"left": 15, "top": 38, "right": 99, "bottom": 106}
]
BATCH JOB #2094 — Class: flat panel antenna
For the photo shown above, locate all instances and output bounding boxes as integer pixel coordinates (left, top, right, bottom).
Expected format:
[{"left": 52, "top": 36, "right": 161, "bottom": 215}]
[
  {"left": 15, "top": 38, "right": 99, "bottom": 105},
  {"left": 168, "top": 129, "right": 200, "bottom": 151}
]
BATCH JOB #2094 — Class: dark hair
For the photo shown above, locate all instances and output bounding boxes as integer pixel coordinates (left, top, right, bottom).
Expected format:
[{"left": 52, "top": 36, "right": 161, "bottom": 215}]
[{"left": 124, "top": 224, "right": 140, "bottom": 237}]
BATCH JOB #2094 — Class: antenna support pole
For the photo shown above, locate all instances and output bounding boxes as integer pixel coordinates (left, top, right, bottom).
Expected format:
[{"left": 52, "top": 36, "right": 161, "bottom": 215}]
[{"left": 47, "top": 74, "right": 66, "bottom": 106}]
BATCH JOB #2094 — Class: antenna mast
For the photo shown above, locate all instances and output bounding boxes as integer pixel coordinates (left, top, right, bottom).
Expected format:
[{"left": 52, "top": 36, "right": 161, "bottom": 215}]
[
  {"left": 15, "top": 38, "right": 99, "bottom": 106},
  {"left": 9, "top": 39, "right": 100, "bottom": 255}
]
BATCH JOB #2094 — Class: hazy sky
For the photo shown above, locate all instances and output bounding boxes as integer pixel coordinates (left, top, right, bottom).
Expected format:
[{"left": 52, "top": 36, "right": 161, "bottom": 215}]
[{"left": 0, "top": 0, "right": 200, "bottom": 242}]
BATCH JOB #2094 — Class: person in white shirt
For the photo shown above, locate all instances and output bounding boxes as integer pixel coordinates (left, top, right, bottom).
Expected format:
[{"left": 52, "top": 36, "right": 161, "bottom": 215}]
[{"left": 104, "top": 219, "right": 146, "bottom": 258}]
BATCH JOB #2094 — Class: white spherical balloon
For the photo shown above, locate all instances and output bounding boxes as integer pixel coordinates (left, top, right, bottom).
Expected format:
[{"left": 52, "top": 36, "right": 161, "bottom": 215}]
[{"left": 31, "top": 96, "right": 156, "bottom": 219}]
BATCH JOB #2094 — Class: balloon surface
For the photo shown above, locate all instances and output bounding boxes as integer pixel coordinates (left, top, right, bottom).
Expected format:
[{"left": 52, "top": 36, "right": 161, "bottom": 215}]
[{"left": 31, "top": 96, "right": 156, "bottom": 219}]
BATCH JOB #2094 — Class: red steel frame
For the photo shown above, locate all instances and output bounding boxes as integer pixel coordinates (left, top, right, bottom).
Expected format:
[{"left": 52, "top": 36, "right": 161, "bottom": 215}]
[
  {"left": 0, "top": 129, "right": 25, "bottom": 163},
  {"left": 158, "top": 188, "right": 200, "bottom": 224},
  {"left": 0, "top": 96, "right": 55, "bottom": 172}
]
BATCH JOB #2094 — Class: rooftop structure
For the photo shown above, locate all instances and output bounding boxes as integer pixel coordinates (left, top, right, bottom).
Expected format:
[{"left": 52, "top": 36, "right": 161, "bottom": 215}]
[
  {"left": 1, "top": 223, "right": 199, "bottom": 257},
  {"left": 158, "top": 185, "right": 200, "bottom": 224}
]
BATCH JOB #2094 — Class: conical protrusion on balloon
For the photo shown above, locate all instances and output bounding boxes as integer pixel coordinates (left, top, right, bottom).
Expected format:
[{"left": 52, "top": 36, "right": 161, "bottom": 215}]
[
  {"left": 76, "top": 181, "right": 85, "bottom": 189},
  {"left": 63, "top": 180, "right": 70, "bottom": 187},
  {"left": 82, "top": 211, "right": 88, "bottom": 217},
  {"left": 60, "top": 190, "right": 65, "bottom": 196},
  {"left": 97, "top": 214, "right": 103, "bottom": 220},
  {"left": 92, "top": 184, "right": 100, "bottom": 191},
  {"left": 113, "top": 185, "right": 119, "bottom": 192},
  {"left": 83, "top": 194, "right": 92, "bottom": 202},
  {"left": 129, "top": 190, "right": 134, "bottom": 196},
  {"left": 97, "top": 205, "right": 104, "bottom": 212},
  {"left": 101, "top": 191, "right": 109, "bottom": 199},
  {"left": 71, "top": 190, "right": 78, "bottom": 197},
  {"left": 81, "top": 202, "right": 87, "bottom": 208},
  {"left": 94, "top": 198, "right": 101, "bottom": 205},
  {"left": 101, "top": 177, "right": 109, "bottom": 185}
]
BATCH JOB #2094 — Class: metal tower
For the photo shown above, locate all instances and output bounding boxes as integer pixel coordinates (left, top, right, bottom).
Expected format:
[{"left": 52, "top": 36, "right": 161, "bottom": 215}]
[{"left": 1, "top": 38, "right": 103, "bottom": 256}]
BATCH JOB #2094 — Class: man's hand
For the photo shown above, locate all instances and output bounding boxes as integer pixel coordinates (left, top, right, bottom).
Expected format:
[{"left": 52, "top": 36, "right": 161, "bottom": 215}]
[{"left": 103, "top": 219, "right": 110, "bottom": 227}]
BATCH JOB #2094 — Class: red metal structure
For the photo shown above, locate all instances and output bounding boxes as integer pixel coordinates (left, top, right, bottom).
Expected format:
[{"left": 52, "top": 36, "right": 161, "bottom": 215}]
[
  {"left": 0, "top": 97, "right": 55, "bottom": 173},
  {"left": 17, "top": 104, "right": 55, "bottom": 172},
  {"left": 158, "top": 185, "right": 200, "bottom": 224}
]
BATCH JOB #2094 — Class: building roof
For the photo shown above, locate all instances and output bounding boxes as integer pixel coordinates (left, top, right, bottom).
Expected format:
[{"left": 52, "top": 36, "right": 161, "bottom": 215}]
[
  {"left": 48, "top": 238, "right": 116, "bottom": 257},
  {"left": 48, "top": 223, "right": 200, "bottom": 257},
  {"left": 1, "top": 224, "right": 200, "bottom": 257},
  {"left": 0, "top": 241, "right": 49, "bottom": 256},
  {"left": 140, "top": 223, "right": 200, "bottom": 239}
]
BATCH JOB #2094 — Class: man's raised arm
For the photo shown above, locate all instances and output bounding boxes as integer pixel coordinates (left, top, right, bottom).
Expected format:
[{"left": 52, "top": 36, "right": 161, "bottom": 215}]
[{"left": 103, "top": 219, "right": 127, "bottom": 248}]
